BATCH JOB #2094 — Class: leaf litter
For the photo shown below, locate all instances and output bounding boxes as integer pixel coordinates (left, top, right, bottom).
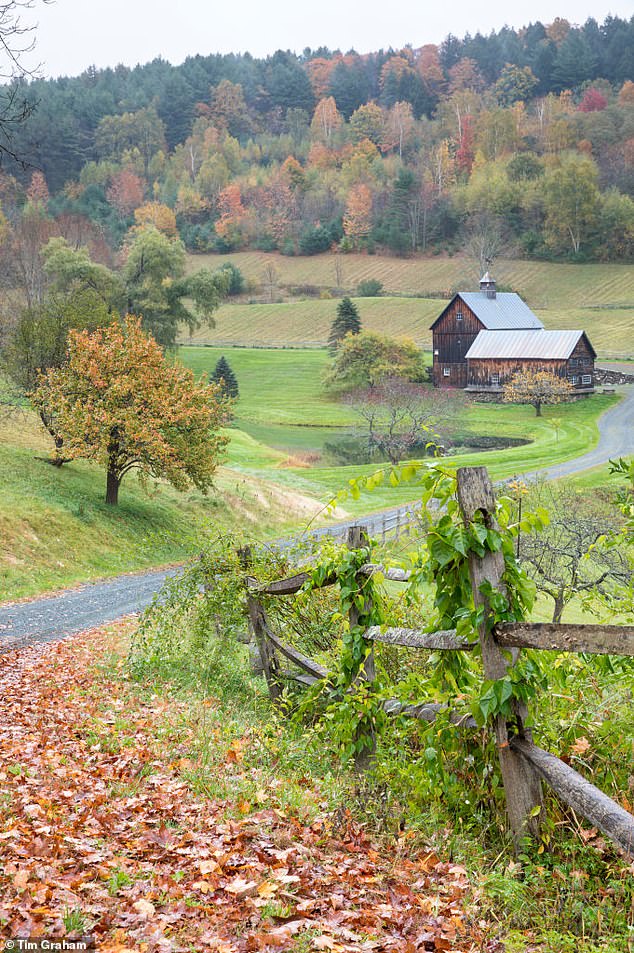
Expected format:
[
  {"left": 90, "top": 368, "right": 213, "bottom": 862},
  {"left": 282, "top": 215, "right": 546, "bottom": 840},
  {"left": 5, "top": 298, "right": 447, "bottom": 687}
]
[{"left": 0, "top": 625, "right": 496, "bottom": 951}]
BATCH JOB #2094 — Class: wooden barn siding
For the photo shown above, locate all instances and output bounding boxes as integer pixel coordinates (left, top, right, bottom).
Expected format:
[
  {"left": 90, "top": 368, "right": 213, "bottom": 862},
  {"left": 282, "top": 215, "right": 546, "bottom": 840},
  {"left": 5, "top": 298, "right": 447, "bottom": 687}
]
[
  {"left": 467, "top": 358, "right": 566, "bottom": 388},
  {"left": 432, "top": 297, "right": 481, "bottom": 387},
  {"left": 566, "top": 339, "right": 595, "bottom": 385}
]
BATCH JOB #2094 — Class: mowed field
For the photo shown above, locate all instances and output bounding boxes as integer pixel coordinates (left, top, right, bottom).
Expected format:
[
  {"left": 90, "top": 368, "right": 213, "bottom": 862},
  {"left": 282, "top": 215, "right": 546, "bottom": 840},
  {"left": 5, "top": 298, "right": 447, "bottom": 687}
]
[
  {"left": 183, "top": 251, "right": 634, "bottom": 357},
  {"left": 182, "top": 297, "right": 634, "bottom": 357},
  {"left": 178, "top": 347, "right": 618, "bottom": 516},
  {"left": 189, "top": 251, "right": 634, "bottom": 309}
]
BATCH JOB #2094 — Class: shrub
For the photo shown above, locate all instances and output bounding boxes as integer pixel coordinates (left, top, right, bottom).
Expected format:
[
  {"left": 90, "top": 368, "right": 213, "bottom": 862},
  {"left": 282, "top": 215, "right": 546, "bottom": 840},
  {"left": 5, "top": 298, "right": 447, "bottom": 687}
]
[{"left": 356, "top": 279, "right": 383, "bottom": 297}]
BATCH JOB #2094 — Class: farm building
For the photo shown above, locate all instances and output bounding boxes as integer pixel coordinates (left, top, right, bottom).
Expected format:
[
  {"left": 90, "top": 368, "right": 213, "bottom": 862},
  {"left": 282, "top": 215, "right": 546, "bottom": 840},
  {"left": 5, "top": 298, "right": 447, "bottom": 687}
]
[{"left": 430, "top": 274, "right": 595, "bottom": 393}]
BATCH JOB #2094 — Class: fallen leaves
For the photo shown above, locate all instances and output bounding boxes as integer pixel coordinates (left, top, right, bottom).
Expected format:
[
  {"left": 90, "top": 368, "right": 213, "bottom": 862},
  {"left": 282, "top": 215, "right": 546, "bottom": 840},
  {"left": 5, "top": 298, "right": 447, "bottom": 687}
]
[{"left": 0, "top": 625, "right": 489, "bottom": 950}]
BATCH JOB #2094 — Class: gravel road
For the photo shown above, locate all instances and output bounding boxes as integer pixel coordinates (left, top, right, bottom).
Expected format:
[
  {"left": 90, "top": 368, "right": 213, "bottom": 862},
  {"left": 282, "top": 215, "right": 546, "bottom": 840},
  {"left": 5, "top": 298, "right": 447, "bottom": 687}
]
[
  {"left": 519, "top": 385, "right": 634, "bottom": 482},
  {"left": 2, "top": 387, "right": 633, "bottom": 650},
  {"left": 0, "top": 506, "right": 418, "bottom": 651}
]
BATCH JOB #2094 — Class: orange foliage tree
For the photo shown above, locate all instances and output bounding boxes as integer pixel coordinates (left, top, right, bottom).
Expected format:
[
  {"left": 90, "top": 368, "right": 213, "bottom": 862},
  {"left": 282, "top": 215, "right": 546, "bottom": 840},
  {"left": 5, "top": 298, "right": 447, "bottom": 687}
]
[
  {"left": 215, "top": 184, "right": 246, "bottom": 244},
  {"left": 33, "top": 316, "right": 229, "bottom": 505},
  {"left": 27, "top": 171, "right": 50, "bottom": 207},
  {"left": 107, "top": 169, "right": 145, "bottom": 215},
  {"left": 343, "top": 183, "right": 373, "bottom": 248},
  {"left": 133, "top": 201, "right": 178, "bottom": 237}
]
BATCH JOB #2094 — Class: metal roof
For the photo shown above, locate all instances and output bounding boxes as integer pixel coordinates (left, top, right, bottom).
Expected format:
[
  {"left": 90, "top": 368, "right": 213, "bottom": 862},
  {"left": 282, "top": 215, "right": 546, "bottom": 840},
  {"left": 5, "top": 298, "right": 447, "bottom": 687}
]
[
  {"left": 458, "top": 292, "right": 544, "bottom": 330},
  {"left": 465, "top": 329, "right": 586, "bottom": 360}
]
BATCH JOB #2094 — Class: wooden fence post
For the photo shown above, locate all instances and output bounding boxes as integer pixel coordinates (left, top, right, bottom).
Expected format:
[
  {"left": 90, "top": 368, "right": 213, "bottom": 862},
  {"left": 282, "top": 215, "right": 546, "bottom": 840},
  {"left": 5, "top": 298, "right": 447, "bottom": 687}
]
[
  {"left": 240, "top": 545, "right": 282, "bottom": 703},
  {"left": 456, "top": 466, "right": 543, "bottom": 847},
  {"left": 347, "top": 525, "right": 376, "bottom": 772},
  {"left": 246, "top": 592, "right": 283, "bottom": 702}
]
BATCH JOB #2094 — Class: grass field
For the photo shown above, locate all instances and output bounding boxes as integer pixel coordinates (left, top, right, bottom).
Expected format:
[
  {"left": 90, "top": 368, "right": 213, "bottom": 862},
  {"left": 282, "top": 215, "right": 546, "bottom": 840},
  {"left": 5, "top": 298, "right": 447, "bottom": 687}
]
[
  {"left": 190, "top": 250, "right": 634, "bottom": 310},
  {"left": 0, "top": 414, "right": 324, "bottom": 601},
  {"left": 179, "top": 346, "right": 619, "bottom": 514},
  {"left": 2, "top": 344, "right": 623, "bottom": 600},
  {"left": 181, "top": 295, "right": 634, "bottom": 358}
]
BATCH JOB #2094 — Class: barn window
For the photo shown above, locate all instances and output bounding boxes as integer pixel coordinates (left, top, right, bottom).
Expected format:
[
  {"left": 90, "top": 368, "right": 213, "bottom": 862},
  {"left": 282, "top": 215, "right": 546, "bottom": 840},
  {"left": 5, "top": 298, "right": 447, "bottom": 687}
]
[
  {"left": 456, "top": 311, "right": 463, "bottom": 321},
  {"left": 490, "top": 373, "right": 500, "bottom": 385},
  {"left": 570, "top": 358, "right": 578, "bottom": 367},
  {"left": 582, "top": 374, "right": 592, "bottom": 385},
  {"left": 443, "top": 367, "right": 451, "bottom": 377},
  {"left": 569, "top": 375, "right": 578, "bottom": 385}
]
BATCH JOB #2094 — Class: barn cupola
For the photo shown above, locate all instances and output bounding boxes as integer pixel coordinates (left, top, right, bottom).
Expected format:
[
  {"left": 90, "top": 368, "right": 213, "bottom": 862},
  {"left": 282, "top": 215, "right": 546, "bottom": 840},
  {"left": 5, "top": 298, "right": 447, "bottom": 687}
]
[{"left": 480, "top": 271, "right": 496, "bottom": 299}]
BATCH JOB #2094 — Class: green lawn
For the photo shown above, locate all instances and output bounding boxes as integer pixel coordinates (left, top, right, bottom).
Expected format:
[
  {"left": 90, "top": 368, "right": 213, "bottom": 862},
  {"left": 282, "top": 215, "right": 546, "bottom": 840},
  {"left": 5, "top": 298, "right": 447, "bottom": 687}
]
[{"left": 1, "top": 343, "right": 622, "bottom": 600}]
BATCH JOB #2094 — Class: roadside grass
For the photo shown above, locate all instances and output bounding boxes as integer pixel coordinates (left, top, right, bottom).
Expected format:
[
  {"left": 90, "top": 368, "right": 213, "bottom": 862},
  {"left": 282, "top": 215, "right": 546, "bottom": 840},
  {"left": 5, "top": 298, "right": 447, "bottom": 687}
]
[
  {"left": 0, "top": 413, "right": 322, "bottom": 601},
  {"left": 181, "top": 297, "right": 634, "bottom": 358},
  {"left": 188, "top": 250, "right": 634, "bottom": 312}
]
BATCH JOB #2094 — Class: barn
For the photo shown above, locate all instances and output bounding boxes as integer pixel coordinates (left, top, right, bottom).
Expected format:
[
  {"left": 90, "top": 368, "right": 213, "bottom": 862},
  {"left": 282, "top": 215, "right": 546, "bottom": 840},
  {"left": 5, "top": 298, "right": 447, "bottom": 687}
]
[
  {"left": 464, "top": 329, "right": 596, "bottom": 393},
  {"left": 430, "top": 273, "right": 595, "bottom": 394},
  {"left": 430, "top": 274, "right": 543, "bottom": 388}
]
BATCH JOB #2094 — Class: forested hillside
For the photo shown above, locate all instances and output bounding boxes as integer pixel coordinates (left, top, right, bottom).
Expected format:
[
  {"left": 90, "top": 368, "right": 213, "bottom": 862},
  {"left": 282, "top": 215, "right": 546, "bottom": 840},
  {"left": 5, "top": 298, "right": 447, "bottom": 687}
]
[{"left": 0, "top": 14, "right": 633, "bottom": 265}]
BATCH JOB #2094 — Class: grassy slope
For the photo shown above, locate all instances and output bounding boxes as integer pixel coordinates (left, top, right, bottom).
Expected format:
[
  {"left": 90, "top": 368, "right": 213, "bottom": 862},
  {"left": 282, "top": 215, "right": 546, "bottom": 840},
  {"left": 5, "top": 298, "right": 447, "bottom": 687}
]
[
  {"left": 0, "top": 416, "right": 321, "bottom": 601},
  {"left": 190, "top": 251, "right": 634, "bottom": 308}
]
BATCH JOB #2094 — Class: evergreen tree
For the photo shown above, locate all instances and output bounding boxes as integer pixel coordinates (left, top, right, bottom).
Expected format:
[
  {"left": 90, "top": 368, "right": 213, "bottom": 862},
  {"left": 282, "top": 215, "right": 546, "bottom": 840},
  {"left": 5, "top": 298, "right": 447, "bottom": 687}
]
[
  {"left": 210, "top": 356, "right": 239, "bottom": 399},
  {"left": 328, "top": 297, "right": 361, "bottom": 353}
]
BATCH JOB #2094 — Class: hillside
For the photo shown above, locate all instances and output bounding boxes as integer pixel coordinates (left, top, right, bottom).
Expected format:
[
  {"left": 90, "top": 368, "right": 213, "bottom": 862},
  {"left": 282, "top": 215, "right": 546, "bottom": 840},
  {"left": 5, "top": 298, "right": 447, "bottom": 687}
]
[
  {"left": 0, "top": 413, "right": 323, "bottom": 601},
  {"left": 181, "top": 253, "right": 634, "bottom": 357}
]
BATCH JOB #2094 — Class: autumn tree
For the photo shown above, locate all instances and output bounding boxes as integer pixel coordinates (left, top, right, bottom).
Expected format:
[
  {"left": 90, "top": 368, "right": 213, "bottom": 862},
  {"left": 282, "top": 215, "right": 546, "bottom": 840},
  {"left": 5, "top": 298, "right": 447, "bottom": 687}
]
[
  {"left": 215, "top": 184, "right": 247, "bottom": 246},
  {"left": 106, "top": 168, "right": 145, "bottom": 216},
  {"left": 382, "top": 101, "right": 414, "bottom": 157},
  {"left": 502, "top": 369, "right": 573, "bottom": 416},
  {"left": 208, "top": 80, "right": 251, "bottom": 138},
  {"left": 343, "top": 184, "right": 373, "bottom": 248},
  {"left": 327, "top": 331, "right": 423, "bottom": 392},
  {"left": 210, "top": 355, "right": 239, "bottom": 399},
  {"left": 310, "top": 96, "right": 343, "bottom": 143},
  {"left": 34, "top": 316, "right": 228, "bottom": 506},
  {"left": 328, "top": 296, "right": 361, "bottom": 353},
  {"left": 133, "top": 201, "right": 178, "bottom": 237}
]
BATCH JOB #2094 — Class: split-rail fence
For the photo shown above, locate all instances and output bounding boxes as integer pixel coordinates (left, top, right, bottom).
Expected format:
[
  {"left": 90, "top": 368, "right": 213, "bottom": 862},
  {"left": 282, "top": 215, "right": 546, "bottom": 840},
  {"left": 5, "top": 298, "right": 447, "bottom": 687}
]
[{"left": 242, "top": 466, "right": 634, "bottom": 856}]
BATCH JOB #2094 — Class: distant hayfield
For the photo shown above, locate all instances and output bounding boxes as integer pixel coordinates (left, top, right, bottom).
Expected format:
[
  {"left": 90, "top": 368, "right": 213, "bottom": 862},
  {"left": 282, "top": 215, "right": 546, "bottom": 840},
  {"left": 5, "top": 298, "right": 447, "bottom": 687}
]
[
  {"left": 187, "top": 250, "right": 634, "bottom": 310},
  {"left": 180, "top": 293, "right": 634, "bottom": 359}
]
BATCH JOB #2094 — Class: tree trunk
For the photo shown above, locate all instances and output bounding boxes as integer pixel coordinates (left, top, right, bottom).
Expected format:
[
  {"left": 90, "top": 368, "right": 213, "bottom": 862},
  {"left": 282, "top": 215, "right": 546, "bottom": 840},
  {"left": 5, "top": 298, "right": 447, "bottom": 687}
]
[
  {"left": 106, "top": 468, "right": 121, "bottom": 506},
  {"left": 552, "top": 592, "right": 566, "bottom": 625},
  {"left": 535, "top": 401, "right": 542, "bottom": 416},
  {"left": 39, "top": 410, "right": 71, "bottom": 466}
]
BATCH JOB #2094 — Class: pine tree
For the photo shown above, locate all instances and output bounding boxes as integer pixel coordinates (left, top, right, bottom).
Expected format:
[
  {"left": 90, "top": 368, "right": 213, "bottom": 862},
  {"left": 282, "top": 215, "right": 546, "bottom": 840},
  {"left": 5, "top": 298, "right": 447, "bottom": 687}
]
[
  {"left": 328, "top": 297, "right": 361, "bottom": 353},
  {"left": 210, "top": 356, "right": 239, "bottom": 399}
]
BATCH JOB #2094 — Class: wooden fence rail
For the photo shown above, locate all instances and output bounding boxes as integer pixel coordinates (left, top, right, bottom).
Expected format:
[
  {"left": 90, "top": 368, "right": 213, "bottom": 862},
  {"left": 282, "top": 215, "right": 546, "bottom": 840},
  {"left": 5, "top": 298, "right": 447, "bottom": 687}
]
[{"left": 243, "top": 465, "right": 634, "bottom": 857}]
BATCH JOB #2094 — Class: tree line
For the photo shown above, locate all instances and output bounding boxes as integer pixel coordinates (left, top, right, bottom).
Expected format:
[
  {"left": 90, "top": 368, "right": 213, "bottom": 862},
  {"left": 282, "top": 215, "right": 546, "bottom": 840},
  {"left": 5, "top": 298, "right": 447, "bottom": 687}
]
[{"left": 0, "top": 15, "right": 632, "bottom": 263}]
